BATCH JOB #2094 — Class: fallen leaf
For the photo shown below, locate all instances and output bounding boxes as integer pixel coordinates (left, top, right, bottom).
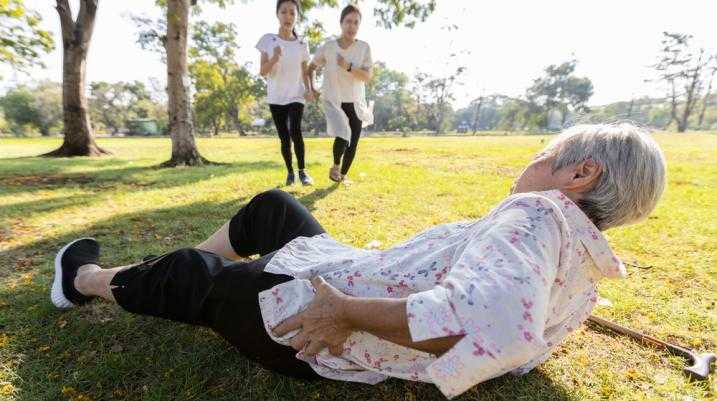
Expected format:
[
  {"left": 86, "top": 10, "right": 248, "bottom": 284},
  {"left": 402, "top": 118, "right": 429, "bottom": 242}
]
[
  {"left": 597, "top": 296, "right": 613, "bottom": 308},
  {"left": 365, "top": 240, "right": 382, "bottom": 249}
]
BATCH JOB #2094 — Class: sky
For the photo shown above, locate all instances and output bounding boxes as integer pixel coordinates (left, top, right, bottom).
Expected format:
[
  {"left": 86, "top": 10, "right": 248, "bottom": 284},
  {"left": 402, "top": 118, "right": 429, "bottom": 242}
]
[{"left": 2, "top": 0, "right": 716, "bottom": 108}]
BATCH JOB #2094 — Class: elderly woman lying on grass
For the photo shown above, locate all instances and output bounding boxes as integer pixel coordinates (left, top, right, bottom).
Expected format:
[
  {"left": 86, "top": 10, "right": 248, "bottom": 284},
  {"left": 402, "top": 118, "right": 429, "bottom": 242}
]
[{"left": 50, "top": 123, "right": 666, "bottom": 398}]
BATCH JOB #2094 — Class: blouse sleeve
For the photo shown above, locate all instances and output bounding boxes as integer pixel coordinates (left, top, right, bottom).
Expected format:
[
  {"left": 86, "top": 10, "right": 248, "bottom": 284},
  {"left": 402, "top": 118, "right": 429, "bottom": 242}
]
[
  {"left": 302, "top": 41, "right": 310, "bottom": 63},
  {"left": 312, "top": 42, "right": 327, "bottom": 67},
  {"left": 255, "top": 34, "right": 271, "bottom": 55},
  {"left": 405, "top": 193, "right": 563, "bottom": 398},
  {"left": 361, "top": 43, "right": 373, "bottom": 70}
]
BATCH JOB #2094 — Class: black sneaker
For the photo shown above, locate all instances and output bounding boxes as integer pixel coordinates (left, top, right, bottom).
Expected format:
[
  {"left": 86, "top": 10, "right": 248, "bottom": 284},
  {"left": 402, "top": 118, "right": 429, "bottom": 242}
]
[
  {"left": 285, "top": 172, "right": 296, "bottom": 186},
  {"left": 298, "top": 170, "right": 314, "bottom": 186},
  {"left": 50, "top": 238, "right": 100, "bottom": 309}
]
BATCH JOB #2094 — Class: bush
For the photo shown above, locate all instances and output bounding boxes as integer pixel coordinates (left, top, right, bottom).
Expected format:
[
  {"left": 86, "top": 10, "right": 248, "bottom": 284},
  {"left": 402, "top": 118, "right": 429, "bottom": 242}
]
[{"left": 0, "top": 112, "right": 8, "bottom": 134}]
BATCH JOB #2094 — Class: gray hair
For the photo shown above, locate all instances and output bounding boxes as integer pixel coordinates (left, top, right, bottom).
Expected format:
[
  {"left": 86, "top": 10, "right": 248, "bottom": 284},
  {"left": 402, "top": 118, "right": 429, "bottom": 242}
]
[{"left": 545, "top": 123, "right": 667, "bottom": 230}]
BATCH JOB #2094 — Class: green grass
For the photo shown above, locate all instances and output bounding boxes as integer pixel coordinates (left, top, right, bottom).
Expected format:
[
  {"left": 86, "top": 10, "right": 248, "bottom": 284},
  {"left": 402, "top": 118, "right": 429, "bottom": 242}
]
[{"left": 0, "top": 133, "right": 715, "bottom": 401}]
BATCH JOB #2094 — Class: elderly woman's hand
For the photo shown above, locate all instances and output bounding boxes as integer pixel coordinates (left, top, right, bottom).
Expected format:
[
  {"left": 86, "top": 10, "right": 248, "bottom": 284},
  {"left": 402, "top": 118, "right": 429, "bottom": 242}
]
[{"left": 273, "top": 276, "right": 353, "bottom": 357}]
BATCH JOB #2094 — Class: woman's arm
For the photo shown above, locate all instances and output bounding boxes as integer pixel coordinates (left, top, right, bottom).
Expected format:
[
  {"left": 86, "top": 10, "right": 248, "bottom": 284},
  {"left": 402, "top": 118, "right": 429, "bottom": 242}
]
[
  {"left": 272, "top": 277, "right": 462, "bottom": 357},
  {"left": 342, "top": 294, "right": 463, "bottom": 354},
  {"left": 259, "top": 46, "right": 281, "bottom": 77},
  {"left": 337, "top": 55, "right": 372, "bottom": 82},
  {"left": 301, "top": 61, "right": 316, "bottom": 101},
  {"left": 348, "top": 66, "right": 372, "bottom": 83},
  {"left": 305, "top": 61, "right": 321, "bottom": 95}
]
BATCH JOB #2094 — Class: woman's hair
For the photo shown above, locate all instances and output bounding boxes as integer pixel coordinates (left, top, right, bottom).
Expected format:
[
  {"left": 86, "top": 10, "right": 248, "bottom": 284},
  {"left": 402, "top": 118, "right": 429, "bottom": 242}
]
[
  {"left": 340, "top": 4, "right": 362, "bottom": 23},
  {"left": 544, "top": 123, "right": 667, "bottom": 230},
  {"left": 276, "top": 0, "right": 300, "bottom": 39}
]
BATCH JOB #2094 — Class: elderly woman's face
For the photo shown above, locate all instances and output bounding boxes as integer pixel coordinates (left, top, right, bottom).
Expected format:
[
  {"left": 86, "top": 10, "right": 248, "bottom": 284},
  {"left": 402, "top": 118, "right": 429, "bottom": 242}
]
[{"left": 511, "top": 152, "right": 570, "bottom": 195}]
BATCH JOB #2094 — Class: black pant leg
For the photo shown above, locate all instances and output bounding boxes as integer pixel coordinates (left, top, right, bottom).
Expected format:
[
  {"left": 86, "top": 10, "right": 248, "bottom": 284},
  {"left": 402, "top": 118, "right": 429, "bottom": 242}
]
[
  {"left": 339, "top": 103, "right": 363, "bottom": 175},
  {"left": 332, "top": 137, "right": 347, "bottom": 166},
  {"left": 111, "top": 248, "right": 230, "bottom": 325},
  {"left": 287, "top": 103, "right": 306, "bottom": 170},
  {"left": 227, "top": 189, "right": 326, "bottom": 257},
  {"left": 110, "top": 249, "right": 321, "bottom": 380},
  {"left": 269, "top": 104, "right": 293, "bottom": 172}
]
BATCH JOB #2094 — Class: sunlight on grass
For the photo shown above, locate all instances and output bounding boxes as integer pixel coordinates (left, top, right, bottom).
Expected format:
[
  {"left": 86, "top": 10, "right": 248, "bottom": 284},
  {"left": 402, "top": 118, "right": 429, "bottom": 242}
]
[{"left": 0, "top": 133, "right": 715, "bottom": 401}]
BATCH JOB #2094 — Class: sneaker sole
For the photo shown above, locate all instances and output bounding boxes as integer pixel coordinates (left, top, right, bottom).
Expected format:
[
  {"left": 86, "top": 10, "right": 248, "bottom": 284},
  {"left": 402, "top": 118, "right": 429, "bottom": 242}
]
[{"left": 50, "top": 237, "right": 95, "bottom": 309}]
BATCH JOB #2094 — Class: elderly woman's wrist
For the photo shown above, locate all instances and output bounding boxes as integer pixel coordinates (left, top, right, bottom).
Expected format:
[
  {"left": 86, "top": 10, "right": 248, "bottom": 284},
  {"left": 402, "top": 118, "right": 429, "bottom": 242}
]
[{"left": 338, "top": 294, "right": 359, "bottom": 330}]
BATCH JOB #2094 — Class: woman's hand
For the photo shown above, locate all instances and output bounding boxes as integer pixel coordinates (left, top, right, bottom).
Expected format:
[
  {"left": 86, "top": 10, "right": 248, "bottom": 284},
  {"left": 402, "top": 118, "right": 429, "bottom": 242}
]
[
  {"left": 271, "top": 46, "right": 282, "bottom": 63},
  {"left": 304, "top": 90, "right": 314, "bottom": 102},
  {"left": 337, "top": 54, "right": 350, "bottom": 71},
  {"left": 272, "top": 276, "right": 352, "bottom": 357},
  {"left": 304, "top": 89, "right": 320, "bottom": 103}
]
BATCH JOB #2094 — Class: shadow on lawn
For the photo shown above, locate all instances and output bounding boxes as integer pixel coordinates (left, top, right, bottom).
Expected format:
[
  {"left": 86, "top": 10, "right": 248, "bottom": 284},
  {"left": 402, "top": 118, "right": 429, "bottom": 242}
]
[
  {"left": 0, "top": 157, "right": 283, "bottom": 197},
  {"left": 298, "top": 183, "right": 340, "bottom": 211},
  {"left": 0, "top": 196, "right": 578, "bottom": 401}
]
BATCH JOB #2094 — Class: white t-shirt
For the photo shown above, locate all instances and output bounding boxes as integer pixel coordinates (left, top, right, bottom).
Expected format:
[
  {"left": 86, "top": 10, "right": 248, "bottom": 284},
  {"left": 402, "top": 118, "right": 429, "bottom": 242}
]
[
  {"left": 255, "top": 33, "right": 310, "bottom": 105},
  {"left": 313, "top": 39, "right": 372, "bottom": 103}
]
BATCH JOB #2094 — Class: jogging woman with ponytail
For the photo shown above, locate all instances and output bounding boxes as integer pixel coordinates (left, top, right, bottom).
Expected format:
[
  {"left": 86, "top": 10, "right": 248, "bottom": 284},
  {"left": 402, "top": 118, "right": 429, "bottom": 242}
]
[{"left": 256, "top": 0, "right": 315, "bottom": 186}]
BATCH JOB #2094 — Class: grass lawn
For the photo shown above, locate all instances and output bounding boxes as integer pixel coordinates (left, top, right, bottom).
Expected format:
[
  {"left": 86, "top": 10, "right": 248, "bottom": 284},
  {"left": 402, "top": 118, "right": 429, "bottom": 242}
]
[{"left": 0, "top": 133, "right": 715, "bottom": 401}]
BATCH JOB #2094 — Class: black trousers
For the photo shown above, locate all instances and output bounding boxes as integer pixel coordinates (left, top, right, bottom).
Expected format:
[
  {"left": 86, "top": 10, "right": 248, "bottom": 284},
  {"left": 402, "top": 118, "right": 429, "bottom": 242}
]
[
  {"left": 332, "top": 103, "right": 363, "bottom": 175},
  {"left": 269, "top": 103, "right": 305, "bottom": 173},
  {"left": 110, "top": 189, "right": 325, "bottom": 379}
]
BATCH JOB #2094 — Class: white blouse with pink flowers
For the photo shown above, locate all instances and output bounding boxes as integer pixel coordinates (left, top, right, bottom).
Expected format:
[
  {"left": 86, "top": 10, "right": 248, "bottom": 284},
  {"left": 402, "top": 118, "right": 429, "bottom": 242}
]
[{"left": 258, "top": 190, "right": 626, "bottom": 398}]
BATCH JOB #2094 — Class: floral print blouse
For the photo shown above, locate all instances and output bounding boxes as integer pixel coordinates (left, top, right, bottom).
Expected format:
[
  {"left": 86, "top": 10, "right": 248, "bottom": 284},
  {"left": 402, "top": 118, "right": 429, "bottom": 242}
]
[{"left": 258, "top": 190, "right": 626, "bottom": 398}]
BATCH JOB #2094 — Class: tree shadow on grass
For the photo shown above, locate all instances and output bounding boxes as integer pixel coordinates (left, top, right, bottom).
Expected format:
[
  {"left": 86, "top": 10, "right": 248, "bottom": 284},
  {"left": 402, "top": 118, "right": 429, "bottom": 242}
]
[
  {"left": 0, "top": 159, "right": 283, "bottom": 197},
  {"left": 0, "top": 196, "right": 578, "bottom": 401},
  {"left": 0, "top": 194, "right": 98, "bottom": 222}
]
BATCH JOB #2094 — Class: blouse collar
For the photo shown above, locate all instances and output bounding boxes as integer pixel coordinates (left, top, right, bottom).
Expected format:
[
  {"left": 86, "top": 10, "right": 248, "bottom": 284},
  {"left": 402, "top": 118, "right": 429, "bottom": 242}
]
[{"left": 536, "top": 190, "right": 627, "bottom": 279}]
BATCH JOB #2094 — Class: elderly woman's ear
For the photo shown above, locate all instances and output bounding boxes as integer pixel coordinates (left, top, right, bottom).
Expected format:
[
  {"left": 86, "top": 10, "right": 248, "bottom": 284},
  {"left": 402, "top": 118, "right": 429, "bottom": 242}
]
[{"left": 563, "top": 158, "right": 602, "bottom": 195}]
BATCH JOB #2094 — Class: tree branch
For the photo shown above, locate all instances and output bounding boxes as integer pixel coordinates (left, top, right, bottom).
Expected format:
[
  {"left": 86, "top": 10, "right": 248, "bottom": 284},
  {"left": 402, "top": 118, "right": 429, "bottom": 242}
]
[
  {"left": 77, "top": 0, "right": 99, "bottom": 46},
  {"left": 55, "top": 0, "right": 74, "bottom": 45}
]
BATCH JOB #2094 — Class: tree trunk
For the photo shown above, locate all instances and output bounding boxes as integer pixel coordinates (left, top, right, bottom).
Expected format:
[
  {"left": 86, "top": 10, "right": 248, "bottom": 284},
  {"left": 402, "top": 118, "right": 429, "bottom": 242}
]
[
  {"left": 472, "top": 97, "right": 483, "bottom": 134},
  {"left": 162, "top": 0, "right": 208, "bottom": 167},
  {"left": 560, "top": 106, "right": 568, "bottom": 127},
  {"left": 228, "top": 104, "right": 242, "bottom": 134},
  {"left": 698, "top": 68, "right": 715, "bottom": 128},
  {"left": 45, "top": 0, "right": 109, "bottom": 157},
  {"left": 678, "top": 58, "right": 704, "bottom": 133}
]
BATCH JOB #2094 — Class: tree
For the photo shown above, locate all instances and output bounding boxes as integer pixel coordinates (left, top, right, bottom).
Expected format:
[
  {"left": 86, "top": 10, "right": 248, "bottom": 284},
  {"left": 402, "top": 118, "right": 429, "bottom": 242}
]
[
  {"left": 469, "top": 95, "right": 485, "bottom": 133},
  {"left": 89, "top": 81, "right": 155, "bottom": 134},
  {"left": 32, "top": 81, "right": 64, "bottom": 135},
  {"left": 527, "top": 59, "right": 594, "bottom": 129},
  {"left": 0, "top": 86, "right": 40, "bottom": 135},
  {"left": 413, "top": 66, "right": 465, "bottom": 134},
  {"left": 698, "top": 64, "right": 716, "bottom": 129},
  {"left": 366, "top": 62, "right": 417, "bottom": 132},
  {"left": 0, "top": 81, "right": 63, "bottom": 136},
  {"left": 0, "top": 111, "right": 8, "bottom": 134},
  {"left": 45, "top": 0, "right": 109, "bottom": 157},
  {"left": 190, "top": 21, "right": 264, "bottom": 136},
  {"left": 0, "top": 0, "right": 54, "bottom": 72},
  {"left": 653, "top": 32, "right": 716, "bottom": 132}
]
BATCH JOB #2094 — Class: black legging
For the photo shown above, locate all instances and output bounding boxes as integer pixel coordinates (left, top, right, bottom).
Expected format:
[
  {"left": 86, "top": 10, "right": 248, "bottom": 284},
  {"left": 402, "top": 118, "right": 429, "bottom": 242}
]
[
  {"left": 333, "top": 103, "right": 362, "bottom": 175},
  {"left": 110, "top": 189, "right": 325, "bottom": 380},
  {"left": 269, "top": 103, "right": 305, "bottom": 173}
]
